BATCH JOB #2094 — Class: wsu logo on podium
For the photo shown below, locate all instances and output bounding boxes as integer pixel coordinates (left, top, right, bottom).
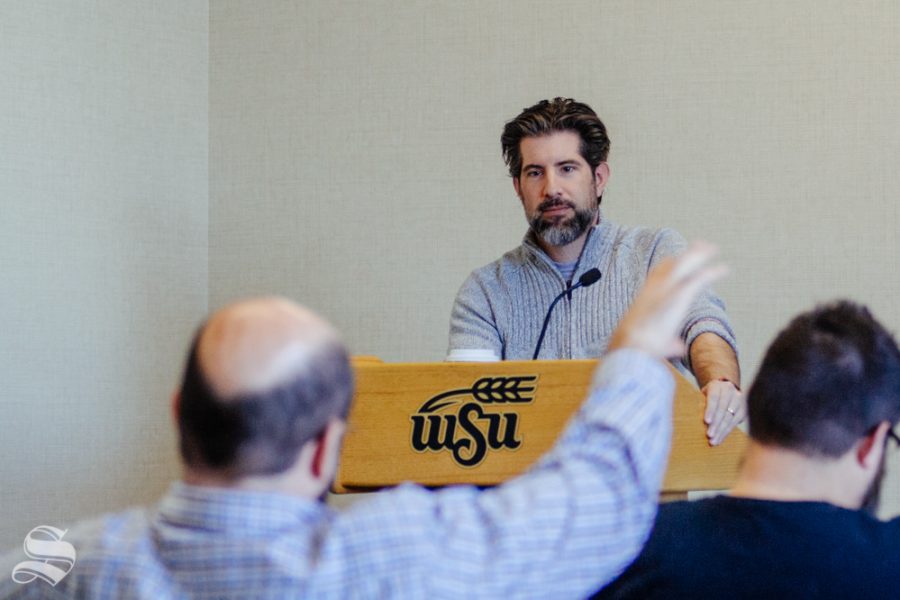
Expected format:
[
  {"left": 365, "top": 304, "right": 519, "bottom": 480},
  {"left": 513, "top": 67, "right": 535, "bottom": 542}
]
[
  {"left": 410, "top": 375, "right": 538, "bottom": 467},
  {"left": 11, "top": 526, "right": 76, "bottom": 587}
]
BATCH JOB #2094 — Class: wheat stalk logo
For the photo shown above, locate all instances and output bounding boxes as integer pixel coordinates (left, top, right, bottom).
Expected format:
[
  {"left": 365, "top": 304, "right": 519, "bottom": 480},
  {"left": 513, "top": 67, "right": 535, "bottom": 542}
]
[{"left": 418, "top": 376, "right": 538, "bottom": 413}]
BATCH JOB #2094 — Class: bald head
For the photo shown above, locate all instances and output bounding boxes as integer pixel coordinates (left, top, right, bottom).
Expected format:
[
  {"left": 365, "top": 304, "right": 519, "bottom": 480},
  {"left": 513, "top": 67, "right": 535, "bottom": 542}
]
[
  {"left": 198, "top": 297, "right": 342, "bottom": 399},
  {"left": 177, "top": 298, "right": 353, "bottom": 478}
]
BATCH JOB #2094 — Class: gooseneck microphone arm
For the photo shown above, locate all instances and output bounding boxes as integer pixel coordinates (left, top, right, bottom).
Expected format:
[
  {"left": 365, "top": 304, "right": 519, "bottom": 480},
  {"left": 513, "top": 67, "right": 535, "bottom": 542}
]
[{"left": 532, "top": 268, "right": 602, "bottom": 360}]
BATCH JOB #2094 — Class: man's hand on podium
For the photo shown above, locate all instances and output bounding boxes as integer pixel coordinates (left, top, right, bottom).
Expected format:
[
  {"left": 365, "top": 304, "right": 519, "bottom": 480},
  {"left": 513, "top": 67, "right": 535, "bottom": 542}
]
[{"left": 608, "top": 242, "right": 726, "bottom": 360}]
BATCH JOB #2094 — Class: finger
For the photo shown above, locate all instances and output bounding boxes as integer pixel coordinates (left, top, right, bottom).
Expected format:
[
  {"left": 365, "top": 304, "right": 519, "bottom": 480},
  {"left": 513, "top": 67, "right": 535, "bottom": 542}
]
[
  {"left": 673, "top": 264, "right": 729, "bottom": 307},
  {"left": 707, "top": 386, "right": 728, "bottom": 433},
  {"left": 708, "top": 414, "right": 724, "bottom": 445},
  {"left": 703, "top": 386, "right": 719, "bottom": 424},
  {"left": 710, "top": 398, "right": 736, "bottom": 444},
  {"left": 712, "top": 391, "right": 744, "bottom": 444},
  {"left": 712, "top": 417, "right": 738, "bottom": 446},
  {"left": 660, "top": 264, "right": 729, "bottom": 328},
  {"left": 669, "top": 242, "right": 719, "bottom": 283},
  {"left": 710, "top": 414, "right": 729, "bottom": 445},
  {"left": 646, "top": 247, "right": 721, "bottom": 305}
]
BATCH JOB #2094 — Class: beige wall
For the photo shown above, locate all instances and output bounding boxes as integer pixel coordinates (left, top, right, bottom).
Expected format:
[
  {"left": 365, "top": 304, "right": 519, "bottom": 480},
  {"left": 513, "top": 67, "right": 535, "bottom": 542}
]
[
  {"left": 210, "top": 0, "right": 900, "bottom": 372},
  {"left": 3, "top": 0, "right": 900, "bottom": 550},
  {"left": 209, "top": 1, "right": 900, "bottom": 513},
  {"left": 0, "top": 3, "right": 208, "bottom": 548}
]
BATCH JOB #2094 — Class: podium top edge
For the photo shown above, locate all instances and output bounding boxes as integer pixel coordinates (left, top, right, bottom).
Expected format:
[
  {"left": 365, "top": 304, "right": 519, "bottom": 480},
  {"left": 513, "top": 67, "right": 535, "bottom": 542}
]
[{"left": 351, "top": 357, "right": 600, "bottom": 368}]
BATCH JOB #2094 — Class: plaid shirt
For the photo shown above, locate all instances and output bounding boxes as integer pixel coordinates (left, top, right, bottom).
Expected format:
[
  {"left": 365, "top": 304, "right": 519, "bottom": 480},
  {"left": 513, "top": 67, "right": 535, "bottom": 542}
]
[{"left": 1, "top": 350, "right": 672, "bottom": 599}]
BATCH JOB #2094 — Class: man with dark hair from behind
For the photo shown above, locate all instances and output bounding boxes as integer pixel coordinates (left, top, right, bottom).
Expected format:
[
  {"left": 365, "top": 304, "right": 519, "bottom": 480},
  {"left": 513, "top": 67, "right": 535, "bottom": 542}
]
[
  {"left": 595, "top": 301, "right": 900, "bottom": 599},
  {"left": 0, "top": 245, "right": 724, "bottom": 598},
  {"left": 448, "top": 97, "right": 744, "bottom": 446}
]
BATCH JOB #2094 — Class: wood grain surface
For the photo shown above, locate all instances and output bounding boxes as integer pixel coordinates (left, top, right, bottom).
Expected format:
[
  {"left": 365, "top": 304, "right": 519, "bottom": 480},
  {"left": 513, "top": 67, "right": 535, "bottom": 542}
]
[{"left": 334, "top": 358, "right": 747, "bottom": 494}]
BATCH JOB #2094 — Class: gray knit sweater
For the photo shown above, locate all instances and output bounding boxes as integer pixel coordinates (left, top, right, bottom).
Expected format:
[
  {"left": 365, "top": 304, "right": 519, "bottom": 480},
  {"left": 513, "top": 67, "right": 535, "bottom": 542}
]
[{"left": 448, "top": 219, "right": 737, "bottom": 376}]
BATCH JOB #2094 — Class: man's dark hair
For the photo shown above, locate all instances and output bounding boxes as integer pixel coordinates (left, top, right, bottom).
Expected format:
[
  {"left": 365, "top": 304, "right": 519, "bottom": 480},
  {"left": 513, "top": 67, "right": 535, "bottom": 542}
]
[
  {"left": 177, "top": 331, "right": 354, "bottom": 477},
  {"left": 748, "top": 301, "right": 900, "bottom": 458},
  {"left": 501, "top": 97, "right": 611, "bottom": 188}
]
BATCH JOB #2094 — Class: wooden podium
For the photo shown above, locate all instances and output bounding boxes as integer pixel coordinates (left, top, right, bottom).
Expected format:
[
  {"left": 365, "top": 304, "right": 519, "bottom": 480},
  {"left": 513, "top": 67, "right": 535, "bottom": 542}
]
[{"left": 334, "top": 357, "right": 747, "bottom": 497}]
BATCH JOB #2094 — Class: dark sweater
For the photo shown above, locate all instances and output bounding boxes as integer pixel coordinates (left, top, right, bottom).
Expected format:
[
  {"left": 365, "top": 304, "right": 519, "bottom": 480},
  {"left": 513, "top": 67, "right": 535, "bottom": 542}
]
[{"left": 595, "top": 495, "right": 900, "bottom": 599}]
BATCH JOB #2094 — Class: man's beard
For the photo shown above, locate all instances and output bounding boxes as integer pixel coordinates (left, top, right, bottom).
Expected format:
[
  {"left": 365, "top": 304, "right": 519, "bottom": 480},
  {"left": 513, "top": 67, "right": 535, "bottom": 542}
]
[
  {"left": 528, "top": 199, "right": 597, "bottom": 247},
  {"left": 860, "top": 450, "right": 887, "bottom": 516}
]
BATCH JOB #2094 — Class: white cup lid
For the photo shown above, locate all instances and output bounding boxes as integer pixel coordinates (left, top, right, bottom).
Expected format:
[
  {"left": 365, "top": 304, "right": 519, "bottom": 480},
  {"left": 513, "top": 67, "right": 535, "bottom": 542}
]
[{"left": 445, "top": 348, "right": 500, "bottom": 362}]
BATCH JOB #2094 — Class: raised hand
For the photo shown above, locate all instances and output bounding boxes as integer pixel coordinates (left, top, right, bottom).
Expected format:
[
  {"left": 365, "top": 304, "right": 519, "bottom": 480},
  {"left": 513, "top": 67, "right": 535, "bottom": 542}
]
[{"left": 609, "top": 242, "right": 727, "bottom": 359}]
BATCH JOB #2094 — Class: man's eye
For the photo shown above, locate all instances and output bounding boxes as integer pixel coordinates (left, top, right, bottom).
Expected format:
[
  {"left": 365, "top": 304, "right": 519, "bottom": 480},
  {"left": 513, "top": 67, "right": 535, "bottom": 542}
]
[
  {"left": 562, "top": 165, "right": 576, "bottom": 173},
  {"left": 526, "top": 170, "right": 541, "bottom": 177}
]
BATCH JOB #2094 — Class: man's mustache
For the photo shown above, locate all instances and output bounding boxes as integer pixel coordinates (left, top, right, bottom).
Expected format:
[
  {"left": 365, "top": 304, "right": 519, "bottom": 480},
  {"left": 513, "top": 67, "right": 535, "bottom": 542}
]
[{"left": 538, "top": 198, "right": 576, "bottom": 213}]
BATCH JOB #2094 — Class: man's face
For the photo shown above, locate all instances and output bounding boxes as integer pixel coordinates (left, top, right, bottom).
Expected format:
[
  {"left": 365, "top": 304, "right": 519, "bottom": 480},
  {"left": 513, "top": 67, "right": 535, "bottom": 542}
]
[{"left": 513, "top": 130, "right": 609, "bottom": 248}]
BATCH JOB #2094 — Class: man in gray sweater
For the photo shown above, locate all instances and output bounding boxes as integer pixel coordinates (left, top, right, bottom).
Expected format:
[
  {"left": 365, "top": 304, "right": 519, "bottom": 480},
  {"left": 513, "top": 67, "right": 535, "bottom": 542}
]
[{"left": 448, "top": 97, "right": 742, "bottom": 445}]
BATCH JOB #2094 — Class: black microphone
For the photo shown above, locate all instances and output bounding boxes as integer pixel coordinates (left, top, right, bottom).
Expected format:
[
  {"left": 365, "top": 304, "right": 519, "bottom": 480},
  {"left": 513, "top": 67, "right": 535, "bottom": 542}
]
[{"left": 532, "top": 268, "right": 602, "bottom": 360}]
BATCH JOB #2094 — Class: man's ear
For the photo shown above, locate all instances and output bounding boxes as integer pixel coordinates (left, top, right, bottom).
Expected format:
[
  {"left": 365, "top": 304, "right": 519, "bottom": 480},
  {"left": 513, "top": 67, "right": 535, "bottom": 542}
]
[
  {"left": 857, "top": 421, "right": 890, "bottom": 469},
  {"left": 310, "top": 418, "right": 346, "bottom": 479},
  {"left": 512, "top": 176, "right": 522, "bottom": 203},
  {"left": 594, "top": 162, "right": 610, "bottom": 197}
]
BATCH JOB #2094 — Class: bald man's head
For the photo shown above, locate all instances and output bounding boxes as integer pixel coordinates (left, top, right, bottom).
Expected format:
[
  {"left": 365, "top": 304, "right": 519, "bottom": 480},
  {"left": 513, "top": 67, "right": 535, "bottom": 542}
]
[{"left": 177, "top": 298, "right": 353, "bottom": 478}]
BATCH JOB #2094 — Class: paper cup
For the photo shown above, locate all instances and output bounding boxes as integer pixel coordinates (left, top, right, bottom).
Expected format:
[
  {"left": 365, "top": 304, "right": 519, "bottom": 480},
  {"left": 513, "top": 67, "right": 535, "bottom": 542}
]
[{"left": 445, "top": 348, "right": 500, "bottom": 362}]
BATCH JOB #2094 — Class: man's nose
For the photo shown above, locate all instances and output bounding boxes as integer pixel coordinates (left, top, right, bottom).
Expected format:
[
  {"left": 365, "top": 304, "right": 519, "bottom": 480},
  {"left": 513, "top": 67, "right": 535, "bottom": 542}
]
[{"left": 543, "top": 171, "right": 562, "bottom": 198}]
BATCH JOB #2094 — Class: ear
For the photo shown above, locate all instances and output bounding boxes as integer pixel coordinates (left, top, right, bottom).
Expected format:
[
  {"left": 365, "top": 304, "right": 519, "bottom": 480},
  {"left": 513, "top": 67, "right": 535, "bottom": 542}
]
[
  {"left": 310, "top": 418, "right": 347, "bottom": 479},
  {"left": 512, "top": 176, "right": 523, "bottom": 202},
  {"left": 856, "top": 421, "right": 890, "bottom": 469},
  {"left": 593, "top": 162, "right": 610, "bottom": 197}
]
